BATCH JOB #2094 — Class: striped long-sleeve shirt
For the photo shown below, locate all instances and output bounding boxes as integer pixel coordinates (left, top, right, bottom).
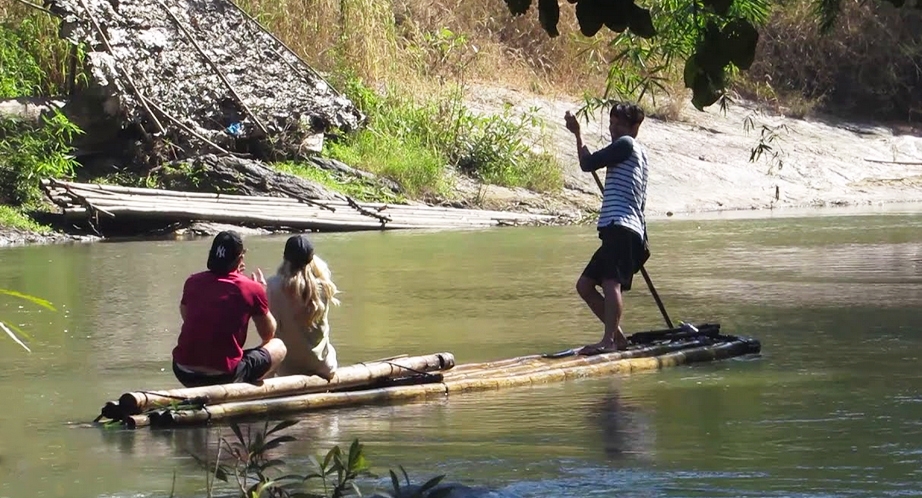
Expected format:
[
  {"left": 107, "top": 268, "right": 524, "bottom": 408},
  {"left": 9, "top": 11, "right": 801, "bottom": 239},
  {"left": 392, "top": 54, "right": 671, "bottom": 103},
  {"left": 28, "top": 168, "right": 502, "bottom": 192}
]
[{"left": 579, "top": 135, "right": 649, "bottom": 239}]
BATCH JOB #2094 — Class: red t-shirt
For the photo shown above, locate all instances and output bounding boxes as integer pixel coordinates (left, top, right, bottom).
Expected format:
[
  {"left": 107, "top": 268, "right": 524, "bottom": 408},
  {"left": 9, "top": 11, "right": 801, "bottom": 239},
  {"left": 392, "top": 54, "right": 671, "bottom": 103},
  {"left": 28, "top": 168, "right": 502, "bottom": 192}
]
[{"left": 172, "top": 270, "right": 270, "bottom": 373}]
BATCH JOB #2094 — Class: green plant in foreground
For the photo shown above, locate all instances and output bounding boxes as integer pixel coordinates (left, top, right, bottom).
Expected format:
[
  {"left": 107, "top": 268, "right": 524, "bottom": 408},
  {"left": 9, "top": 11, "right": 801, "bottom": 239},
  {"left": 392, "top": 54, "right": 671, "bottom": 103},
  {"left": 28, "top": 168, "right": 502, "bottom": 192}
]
[
  {"left": 0, "top": 288, "right": 56, "bottom": 352},
  {"left": 186, "top": 419, "right": 454, "bottom": 498}
]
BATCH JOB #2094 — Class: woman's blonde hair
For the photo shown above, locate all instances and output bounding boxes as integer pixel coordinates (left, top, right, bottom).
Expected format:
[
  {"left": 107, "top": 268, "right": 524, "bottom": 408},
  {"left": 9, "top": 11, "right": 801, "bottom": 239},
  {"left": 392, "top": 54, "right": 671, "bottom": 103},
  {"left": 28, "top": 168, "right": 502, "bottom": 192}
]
[{"left": 276, "top": 255, "right": 340, "bottom": 327}]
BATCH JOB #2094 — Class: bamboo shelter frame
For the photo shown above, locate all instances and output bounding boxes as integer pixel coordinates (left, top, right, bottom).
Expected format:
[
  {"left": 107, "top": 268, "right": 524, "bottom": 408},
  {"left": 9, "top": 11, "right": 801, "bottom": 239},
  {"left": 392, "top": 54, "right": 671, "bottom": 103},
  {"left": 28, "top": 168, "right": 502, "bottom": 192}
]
[{"left": 94, "top": 323, "right": 761, "bottom": 429}]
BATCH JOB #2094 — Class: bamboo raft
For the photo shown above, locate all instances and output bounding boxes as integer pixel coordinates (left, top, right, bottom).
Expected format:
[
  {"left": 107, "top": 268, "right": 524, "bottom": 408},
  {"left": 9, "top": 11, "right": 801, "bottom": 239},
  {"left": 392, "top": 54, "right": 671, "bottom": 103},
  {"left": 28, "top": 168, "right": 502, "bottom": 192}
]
[
  {"left": 94, "top": 323, "right": 761, "bottom": 429},
  {"left": 40, "top": 179, "right": 559, "bottom": 233}
]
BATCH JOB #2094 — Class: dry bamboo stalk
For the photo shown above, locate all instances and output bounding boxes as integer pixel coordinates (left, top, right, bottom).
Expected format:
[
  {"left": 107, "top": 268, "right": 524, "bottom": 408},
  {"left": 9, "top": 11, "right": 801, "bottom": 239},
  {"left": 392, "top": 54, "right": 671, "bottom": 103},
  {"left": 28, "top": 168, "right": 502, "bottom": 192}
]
[
  {"left": 863, "top": 158, "right": 922, "bottom": 165},
  {"left": 61, "top": 206, "right": 499, "bottom": 229},
  {"left": 74, "top": 0, "right": 165, "bottom": 134},
  {"left": 156, "top": 0, "right": 269, "bottom": 136},
  {"left": 53, "top": 181, "right": 553, "bottom": 221},
  {"left": 53, "top": 185, "right": 538, "bottom": 222},
  {"left": 448, "top": 355, "right": 542, "bottom": 373},
  {"left": 149, "top": 338, "right": 760, "bottom": 428},
  {"left": 59, "top": 208, "right": 483, "bottom": 231},
  {"left": 78, "top": 200, "right": 502, "bottom": 226},
  {"left": 125, "top": 414, "right": 150, "bottom": 429},
  {"left": 143, "top": 99, "right": 234, "bottom": 155},
  {"left": 443, "top": 340, "right": 712, "bottom": 381},
  {"left": 78, "top": 198, "right": 528, "bottom": 222},
  {"left": 323, "top": 201, "right": 553, "bottom": 219},
  {"left": 12, "top": 0, "right": 57, "bottom": 16},
  {"left": 117, "top": 352, "right": 454, "bottom": 416},
  {"left": 56, "top": 181, "right": 302, "bottom": 202},
  {"left": 59, "top": 196, "right": 527, "bottom": 224}
]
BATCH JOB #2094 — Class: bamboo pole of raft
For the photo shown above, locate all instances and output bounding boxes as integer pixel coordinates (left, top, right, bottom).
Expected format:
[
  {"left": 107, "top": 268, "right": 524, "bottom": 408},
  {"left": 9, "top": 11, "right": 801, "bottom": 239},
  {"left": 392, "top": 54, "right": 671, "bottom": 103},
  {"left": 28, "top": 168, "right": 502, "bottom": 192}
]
[
  {"left": 149, "top": 338, "right": 760, "bottom": 427},
  {"left": 448, "top": 325, "right": 723, "bottom": 375},
  {"left": 116, "top": 352, "right": 455, "bottom": 417},
  {"left": 443, "top": 339, "right": 717, "bottom": 381}
]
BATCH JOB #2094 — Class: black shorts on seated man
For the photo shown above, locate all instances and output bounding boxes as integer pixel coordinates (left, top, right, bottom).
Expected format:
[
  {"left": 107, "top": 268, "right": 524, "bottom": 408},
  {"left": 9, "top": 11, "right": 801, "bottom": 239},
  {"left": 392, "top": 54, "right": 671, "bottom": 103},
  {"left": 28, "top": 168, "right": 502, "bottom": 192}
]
[{"left": 564, "top": 102, "right": 650, "bottom": 354}]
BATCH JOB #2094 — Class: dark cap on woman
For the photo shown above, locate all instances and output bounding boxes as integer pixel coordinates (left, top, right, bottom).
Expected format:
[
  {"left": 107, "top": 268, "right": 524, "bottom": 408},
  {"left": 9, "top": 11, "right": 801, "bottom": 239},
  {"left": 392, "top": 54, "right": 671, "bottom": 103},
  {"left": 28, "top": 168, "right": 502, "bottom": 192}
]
[{"left": 284, "top": 234, "right": 314, "bottom": 268}]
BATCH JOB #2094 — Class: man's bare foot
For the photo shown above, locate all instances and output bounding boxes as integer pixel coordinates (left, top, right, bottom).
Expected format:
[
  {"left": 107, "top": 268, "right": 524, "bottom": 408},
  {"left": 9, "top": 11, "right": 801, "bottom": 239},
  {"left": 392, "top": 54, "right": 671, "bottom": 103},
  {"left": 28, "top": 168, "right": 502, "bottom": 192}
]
[{"left": 578, "top": 339, "right": 627, "bottom": 355}]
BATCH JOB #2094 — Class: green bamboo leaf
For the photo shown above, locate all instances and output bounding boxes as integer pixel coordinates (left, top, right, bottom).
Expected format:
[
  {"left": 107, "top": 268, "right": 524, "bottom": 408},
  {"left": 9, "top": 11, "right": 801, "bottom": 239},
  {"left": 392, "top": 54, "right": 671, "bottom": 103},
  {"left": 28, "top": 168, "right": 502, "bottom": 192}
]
[
  {"left": 0, "top": 289, "right": 56, "bottom": 311},
  {"left": 267, "top": 419, "right": 299, "bottom": 435}
]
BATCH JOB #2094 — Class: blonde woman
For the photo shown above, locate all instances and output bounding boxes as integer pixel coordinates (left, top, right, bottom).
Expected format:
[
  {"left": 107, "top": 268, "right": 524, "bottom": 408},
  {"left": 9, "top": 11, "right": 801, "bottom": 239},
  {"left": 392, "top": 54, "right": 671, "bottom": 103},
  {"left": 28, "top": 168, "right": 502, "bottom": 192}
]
[{"left": 265, "top": 234, "right": 340, "bottom": 380}]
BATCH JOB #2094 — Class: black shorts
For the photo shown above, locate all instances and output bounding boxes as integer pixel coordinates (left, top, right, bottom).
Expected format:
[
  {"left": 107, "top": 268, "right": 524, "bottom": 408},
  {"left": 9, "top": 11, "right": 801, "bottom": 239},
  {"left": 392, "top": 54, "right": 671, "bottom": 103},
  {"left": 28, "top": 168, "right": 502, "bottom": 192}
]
[
  {"left": 172, "top": 347, "right": 272, "bottom": 388},
  {"left": 581, "top": 224, "right": 649, "bottom": 291}
]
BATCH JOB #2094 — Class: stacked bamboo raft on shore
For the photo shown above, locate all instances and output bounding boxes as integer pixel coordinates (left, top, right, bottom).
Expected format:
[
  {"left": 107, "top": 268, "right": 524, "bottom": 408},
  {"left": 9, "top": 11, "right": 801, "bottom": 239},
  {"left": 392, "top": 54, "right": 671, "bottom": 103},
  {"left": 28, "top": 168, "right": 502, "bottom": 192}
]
[
  {"left": 94, "top": 323, "right": 761, "bottom": 429},
  {"left": 41, "top": 179, "right": 560, "bottom": 233}
]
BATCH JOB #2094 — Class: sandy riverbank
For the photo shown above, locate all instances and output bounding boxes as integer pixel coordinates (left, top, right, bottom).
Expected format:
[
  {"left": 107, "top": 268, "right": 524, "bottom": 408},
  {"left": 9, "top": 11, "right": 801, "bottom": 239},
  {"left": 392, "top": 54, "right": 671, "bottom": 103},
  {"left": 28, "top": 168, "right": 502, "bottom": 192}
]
[{"left": 460, "top": 84, "right": 922, "bottom": 217}]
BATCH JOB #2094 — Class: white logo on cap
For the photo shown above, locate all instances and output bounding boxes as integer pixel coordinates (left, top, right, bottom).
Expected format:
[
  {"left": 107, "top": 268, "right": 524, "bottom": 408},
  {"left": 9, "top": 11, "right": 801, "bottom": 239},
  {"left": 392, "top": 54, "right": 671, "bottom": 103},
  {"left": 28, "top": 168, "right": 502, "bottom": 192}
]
[{"left": 216, "top": 246, "right": 226, "bottom": 258}]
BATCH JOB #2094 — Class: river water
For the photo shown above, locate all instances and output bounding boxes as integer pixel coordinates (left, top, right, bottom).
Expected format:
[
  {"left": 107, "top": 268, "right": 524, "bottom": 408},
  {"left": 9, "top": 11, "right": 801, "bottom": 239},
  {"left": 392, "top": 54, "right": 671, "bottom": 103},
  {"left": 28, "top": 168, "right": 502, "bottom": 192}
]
[{"left": 0, "top": 204, "right": 920, "bottom": 498}]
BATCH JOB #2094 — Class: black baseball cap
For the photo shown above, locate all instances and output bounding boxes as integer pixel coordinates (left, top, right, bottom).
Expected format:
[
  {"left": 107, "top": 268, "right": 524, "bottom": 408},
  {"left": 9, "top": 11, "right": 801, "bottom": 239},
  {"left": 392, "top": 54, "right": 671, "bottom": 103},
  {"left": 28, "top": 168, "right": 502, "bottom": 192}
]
[
  {"left": 283, "top": 234, "right": 314, "bottom": 268},
  {"left": 207, "top": 230, "right": 245, "bottom": 274}
]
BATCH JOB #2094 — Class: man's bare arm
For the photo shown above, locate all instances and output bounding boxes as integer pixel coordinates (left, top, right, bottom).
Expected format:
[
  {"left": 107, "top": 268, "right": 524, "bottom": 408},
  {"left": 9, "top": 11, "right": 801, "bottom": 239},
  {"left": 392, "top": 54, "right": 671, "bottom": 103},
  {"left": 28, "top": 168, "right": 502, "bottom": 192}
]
[{"left": 253, "top": 312, "right": 277, "bottom": 346}]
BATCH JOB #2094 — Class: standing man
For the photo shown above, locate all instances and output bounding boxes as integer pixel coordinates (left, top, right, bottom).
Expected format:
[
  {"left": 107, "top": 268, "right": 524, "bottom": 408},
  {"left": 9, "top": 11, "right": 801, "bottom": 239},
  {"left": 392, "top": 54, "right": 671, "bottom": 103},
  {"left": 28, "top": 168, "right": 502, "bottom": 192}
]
[
  {"left": 565, "top": 102, "right": 650, "bottom": 354},
  {"left": 171, "top": 230, "right": 288, "bottom": 387}
]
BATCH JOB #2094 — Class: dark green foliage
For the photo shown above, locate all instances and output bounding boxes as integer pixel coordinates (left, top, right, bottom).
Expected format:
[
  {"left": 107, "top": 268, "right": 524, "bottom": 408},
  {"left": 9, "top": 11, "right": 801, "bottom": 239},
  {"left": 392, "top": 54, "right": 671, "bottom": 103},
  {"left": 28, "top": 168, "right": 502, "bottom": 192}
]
[{"left": 511, "top": 0, "right": 920, "bottom": 112}]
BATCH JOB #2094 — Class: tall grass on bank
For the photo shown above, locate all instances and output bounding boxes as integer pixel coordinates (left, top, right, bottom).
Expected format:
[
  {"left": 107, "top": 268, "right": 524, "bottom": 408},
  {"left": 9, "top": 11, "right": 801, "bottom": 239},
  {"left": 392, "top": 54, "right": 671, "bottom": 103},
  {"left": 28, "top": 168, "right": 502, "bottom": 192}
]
[
  {"left": 738, "top": 0, "right": 922, "bottom": 121},
  {"left": 1, "top": 9, "right": 84, "bottom": 217},
  {"left": 323, "top": 77, "right": 563, "bottom": 198},
  {"left": 0, "top": 8, "right": 79, "bottom": 97}
]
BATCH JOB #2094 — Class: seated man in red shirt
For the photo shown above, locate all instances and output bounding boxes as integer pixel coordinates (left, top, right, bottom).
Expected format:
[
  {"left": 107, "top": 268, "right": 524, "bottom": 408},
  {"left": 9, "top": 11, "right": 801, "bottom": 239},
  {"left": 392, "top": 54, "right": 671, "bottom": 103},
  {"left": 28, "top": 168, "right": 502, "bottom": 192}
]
[{"left": 171, "top": 231, "right": 288, "bottom": 387}]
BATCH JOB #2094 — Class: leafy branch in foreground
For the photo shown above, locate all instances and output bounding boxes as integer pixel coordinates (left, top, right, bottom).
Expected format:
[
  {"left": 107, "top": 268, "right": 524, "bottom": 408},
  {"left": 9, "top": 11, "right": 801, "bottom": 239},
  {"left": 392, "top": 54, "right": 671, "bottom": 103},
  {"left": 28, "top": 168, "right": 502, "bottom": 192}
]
[
  {"left": 503, "top": 0, "right": 920, "bottom": 112},
  {"left": 185, "top": 419, "right": 460, "bottom": 498}
]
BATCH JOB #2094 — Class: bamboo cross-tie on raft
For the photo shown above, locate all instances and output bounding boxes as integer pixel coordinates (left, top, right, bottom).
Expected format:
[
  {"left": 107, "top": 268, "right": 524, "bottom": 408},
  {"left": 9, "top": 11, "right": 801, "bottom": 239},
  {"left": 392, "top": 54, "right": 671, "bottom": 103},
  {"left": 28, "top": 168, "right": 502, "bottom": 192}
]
[{"left": 94, "top": 323, "right": 761, "bottom": 429}]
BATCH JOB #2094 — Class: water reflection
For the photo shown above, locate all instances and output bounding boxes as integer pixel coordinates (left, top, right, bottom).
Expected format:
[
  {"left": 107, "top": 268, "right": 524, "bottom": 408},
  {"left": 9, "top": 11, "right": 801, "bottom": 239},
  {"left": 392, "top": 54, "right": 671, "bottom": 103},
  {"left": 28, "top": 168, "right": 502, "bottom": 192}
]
[{"left": 590, "top": 387, "right": 656, "bottom": 463}]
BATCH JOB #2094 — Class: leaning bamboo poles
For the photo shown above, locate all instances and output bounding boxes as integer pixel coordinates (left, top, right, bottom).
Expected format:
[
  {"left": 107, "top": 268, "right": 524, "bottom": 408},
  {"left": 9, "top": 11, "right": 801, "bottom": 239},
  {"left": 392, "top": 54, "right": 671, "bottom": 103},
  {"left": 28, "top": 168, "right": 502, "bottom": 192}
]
[
  {"left": 106, "top": 353, "right": 454, "bottom": 420},
  {"left": 144, "top": 336, "right": 760, "bottom": 428}
]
